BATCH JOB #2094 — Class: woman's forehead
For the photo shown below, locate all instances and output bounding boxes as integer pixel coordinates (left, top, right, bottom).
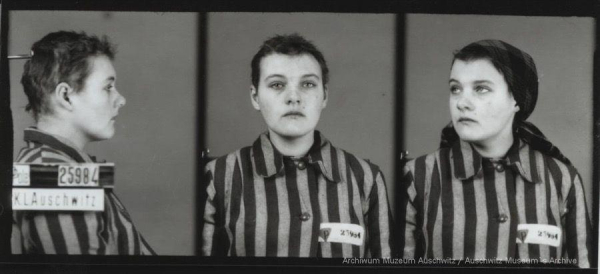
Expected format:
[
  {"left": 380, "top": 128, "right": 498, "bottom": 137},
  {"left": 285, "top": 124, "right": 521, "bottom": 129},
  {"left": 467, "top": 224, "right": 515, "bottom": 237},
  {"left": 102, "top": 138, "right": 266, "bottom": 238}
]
[
  {"left": 260, "top": 53, "right": 321, "bottom": 78},
  {"left": 87, "top": 55, "right": 116, "bottom": 81},
  {"left": 449, "top": 59, "right": 504, "bottom": 82}
]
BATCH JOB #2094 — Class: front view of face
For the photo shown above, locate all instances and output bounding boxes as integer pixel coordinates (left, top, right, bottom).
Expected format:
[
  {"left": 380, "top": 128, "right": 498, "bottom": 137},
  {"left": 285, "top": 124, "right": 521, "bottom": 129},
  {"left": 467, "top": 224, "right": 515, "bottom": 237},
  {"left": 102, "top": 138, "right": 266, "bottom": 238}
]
[
  {"left": 251, "top": 53, "right": 327, "bottom": 140},
  {"left": 449, "top": 59, "right": 519, "bottom": 147},
  {"left": 71, "top": 55, "right": 126, "bottom": 142}
]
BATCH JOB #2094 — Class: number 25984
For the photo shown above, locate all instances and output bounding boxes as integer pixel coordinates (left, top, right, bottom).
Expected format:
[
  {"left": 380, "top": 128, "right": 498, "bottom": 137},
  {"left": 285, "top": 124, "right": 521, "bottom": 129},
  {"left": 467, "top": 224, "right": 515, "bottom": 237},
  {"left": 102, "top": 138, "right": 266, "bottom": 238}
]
[{"left": 58, "top": 166, "right": 99, "bottom": 186}]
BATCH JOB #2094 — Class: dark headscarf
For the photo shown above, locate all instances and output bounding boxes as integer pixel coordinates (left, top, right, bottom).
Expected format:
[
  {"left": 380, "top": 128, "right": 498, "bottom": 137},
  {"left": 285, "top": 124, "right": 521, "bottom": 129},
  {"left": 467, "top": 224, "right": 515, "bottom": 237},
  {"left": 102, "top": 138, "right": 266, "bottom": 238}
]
[{"left": 440, "top": 39, "right": 571, "bottom": 165}]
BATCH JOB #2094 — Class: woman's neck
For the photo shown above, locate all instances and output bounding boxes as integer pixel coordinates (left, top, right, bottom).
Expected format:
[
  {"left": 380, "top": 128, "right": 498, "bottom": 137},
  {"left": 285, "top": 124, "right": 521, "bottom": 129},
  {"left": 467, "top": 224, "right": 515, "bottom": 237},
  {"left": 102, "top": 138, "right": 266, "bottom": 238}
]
[
  {"left": 471, "top": 132, "right": 514, "bottom": 159},
  {"left": 268, "top": 130, "right": 314, "bottom": 157},
  {"left": 37, "top": 116, "right": 88, "bottom": 151}
]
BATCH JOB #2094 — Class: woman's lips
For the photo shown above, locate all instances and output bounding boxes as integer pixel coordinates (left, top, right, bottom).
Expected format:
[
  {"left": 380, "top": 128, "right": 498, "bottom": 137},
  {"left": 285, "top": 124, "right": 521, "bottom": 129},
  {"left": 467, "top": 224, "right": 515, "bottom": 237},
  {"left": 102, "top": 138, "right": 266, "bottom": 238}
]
[
  {"left": 284, "top": 111, "right": 305, "bottom": 118},
  {"left": 458, "top": 117, "right": 476, "bottom": 123}
]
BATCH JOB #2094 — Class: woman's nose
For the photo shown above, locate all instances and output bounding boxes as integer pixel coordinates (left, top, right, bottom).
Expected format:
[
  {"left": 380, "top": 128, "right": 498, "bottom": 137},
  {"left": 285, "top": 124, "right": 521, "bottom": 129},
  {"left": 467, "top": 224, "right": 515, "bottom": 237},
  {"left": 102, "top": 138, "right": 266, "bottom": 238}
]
[
  {"left": 115, "top": 89, "right": 126, "bottom": 108},
  {"left": 455, "top": 93, "right": 473, "bottom": 111},
  {"left": 285, "top": 87, "right": 301, "bottom": 105}
]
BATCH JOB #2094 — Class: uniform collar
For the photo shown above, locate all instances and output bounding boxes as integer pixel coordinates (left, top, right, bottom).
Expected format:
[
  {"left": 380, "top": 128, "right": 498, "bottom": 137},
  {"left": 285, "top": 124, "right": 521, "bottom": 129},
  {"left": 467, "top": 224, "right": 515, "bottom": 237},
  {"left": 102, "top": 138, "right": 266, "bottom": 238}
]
[
  {"left": 251, "top": 130, "right": 339, "bottom": 183},
  {"left": 450, "top": 138, "right": 541, "bottom": 184},
  {"left": 23, "top": 127, "right": 96, "bottom": 163}
]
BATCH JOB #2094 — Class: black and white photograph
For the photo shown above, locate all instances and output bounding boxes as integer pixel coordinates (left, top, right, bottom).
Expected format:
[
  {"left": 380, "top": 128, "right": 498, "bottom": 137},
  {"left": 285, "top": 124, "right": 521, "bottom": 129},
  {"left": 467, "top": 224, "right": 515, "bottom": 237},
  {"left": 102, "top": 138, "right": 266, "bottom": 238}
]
[{"left": 0, "top": 0, "right": 597, "bottom": 273}]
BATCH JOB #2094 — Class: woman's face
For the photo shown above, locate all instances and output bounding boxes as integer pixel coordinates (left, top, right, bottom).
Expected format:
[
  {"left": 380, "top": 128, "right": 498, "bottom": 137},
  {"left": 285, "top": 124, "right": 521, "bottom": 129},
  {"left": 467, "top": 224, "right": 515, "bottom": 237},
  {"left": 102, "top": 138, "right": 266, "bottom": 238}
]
[
  {"left": 71, "top": 55, "right": 126, "bottom": 142},
  {"left": 449, "top": 58, "right": 520, "bottom": 147},
  {"left": 251, "top": 53, "right": 327, "bottom": 141}
]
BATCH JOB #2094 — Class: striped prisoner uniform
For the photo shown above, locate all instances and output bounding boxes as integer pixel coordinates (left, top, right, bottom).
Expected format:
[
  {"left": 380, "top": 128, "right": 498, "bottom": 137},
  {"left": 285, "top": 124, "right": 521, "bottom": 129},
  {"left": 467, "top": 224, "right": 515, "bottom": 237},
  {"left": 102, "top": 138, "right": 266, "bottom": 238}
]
[
  {"left": 398, "top": 138, "right": 591, "bottom": 267},
  {"left": 202, "top": 131, "right": 395, "bottom": 257},
  {"left": 11, "top": 128, "right": 155, "bottom": 255}
]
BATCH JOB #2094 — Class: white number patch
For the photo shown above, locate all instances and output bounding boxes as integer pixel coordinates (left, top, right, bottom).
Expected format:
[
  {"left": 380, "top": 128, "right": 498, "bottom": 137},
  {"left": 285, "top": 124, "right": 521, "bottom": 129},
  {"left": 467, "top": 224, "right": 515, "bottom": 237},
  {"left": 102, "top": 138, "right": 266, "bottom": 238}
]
[
  {"left": 318, "top": 223, "right": 364, "bottom": 246},
  {"left": 516, "top": 224, "right": 562, "bottom": 247}
]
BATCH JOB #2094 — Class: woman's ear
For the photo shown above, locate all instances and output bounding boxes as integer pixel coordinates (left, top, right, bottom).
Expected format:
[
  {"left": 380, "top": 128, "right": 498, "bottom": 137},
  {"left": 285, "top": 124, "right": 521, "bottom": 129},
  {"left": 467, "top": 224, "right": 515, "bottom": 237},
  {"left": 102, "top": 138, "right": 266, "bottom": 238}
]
[
  {"left": 54, "top": 82, "right": 75, "bottom": 111},
  {"left": 322, "top": 85, "right": 328, "bottom": 109},
  {"left": 250, "top": 85, "right": 260, "bottom": 111}
]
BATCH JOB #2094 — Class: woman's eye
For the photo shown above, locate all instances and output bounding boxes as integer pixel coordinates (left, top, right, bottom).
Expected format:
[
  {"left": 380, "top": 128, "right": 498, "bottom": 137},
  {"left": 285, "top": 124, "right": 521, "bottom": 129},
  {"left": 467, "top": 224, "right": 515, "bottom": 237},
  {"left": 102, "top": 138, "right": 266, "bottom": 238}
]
[
  {"left": 269, "top": 82, "right": 285, "bottom": 90},
  {"left": 475, "top": 86, "right": 491, "bottom": 93},
  {"left": 105, "top": 85, "right": 113, "bottom": 91},
  {"left": 449, "top": 86, "right": 461, "bottom": 94},
  {"left": 302, "top": 81, "right": 316, "bottom": 88}
]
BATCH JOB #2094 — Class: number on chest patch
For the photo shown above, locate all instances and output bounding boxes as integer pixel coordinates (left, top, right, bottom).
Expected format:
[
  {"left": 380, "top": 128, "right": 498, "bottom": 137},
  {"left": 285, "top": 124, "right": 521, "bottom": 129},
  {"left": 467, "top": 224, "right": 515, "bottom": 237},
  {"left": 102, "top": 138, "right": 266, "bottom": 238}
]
[
  {"left": 516, "top": 224, "right": 562, "bottom": 247},
  {"left": 318, "top": 223, "right": 364, "bottom": 246}
]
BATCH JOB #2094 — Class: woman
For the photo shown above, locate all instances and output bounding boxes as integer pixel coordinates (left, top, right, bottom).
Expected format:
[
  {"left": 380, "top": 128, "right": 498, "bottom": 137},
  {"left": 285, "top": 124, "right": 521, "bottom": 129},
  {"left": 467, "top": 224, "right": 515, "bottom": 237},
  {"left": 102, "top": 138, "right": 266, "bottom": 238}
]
[
  {"left": 12, "top": 31, "right": 154, "bottom": 255},
  {"left": 201, "top": 34, "right": 395, "bottom": 257},
  {"left": 398, "top": 40, "right": 591, "bottom": 267}
]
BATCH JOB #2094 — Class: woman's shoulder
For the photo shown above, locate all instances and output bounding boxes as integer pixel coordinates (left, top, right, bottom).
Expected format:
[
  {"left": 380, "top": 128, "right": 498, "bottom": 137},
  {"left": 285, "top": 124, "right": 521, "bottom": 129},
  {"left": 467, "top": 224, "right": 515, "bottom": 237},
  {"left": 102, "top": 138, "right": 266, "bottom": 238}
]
[
  {"left": 15, "top": 143, "right": 74, "bottom": 164},
  {"left": 527, "top": 145, "right": 581, "bottom": 180},
  {"left": 325, "top": 145, "right": 386, "bottom": 177}
]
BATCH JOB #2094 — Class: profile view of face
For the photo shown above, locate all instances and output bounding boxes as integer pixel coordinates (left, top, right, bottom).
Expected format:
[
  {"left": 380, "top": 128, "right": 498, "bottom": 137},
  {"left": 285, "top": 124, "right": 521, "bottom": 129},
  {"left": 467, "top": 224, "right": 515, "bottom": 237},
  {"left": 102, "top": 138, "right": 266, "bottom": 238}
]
[
  {"left": 70, "top": 55, "right": 127, "bottom": 142},
  {"left": 251, "top": 53, "right": 328, "bottom": 140},
  {"left": 448, "top": 59, "right": 519, "bottom": 147}
]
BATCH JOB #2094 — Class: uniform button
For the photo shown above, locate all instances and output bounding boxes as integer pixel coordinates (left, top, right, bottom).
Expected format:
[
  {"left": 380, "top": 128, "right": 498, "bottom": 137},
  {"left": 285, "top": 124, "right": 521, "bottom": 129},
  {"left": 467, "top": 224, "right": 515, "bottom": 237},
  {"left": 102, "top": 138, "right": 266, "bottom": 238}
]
[
  {"left": 299, "top": 212, "right": 311, "bottom": 221},
  {"left": 297, "top": 161, "right": 306, "bottom": 170},
  {"left": 495, "top": 164, "right": 505, "bottom": 172},
  {"left": 498, "top": 214, "right": 508, "bottom": 223}
]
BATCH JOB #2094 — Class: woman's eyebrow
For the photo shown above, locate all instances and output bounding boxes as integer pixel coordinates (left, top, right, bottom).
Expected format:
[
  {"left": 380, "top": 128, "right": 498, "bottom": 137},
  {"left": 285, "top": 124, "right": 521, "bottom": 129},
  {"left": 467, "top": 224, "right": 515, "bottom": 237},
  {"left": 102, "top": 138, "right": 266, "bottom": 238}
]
[
  {"left": 473, "top": 80, "right": 494, "bottom": 85},
  {"left": 448, "top": 79, "right": 494, "bottom": 85},
  {"left": 301, "top": 73, "right": 320, "bottom": 79},
  {"left": 264, "top": 74, "right": 285, "bottom": 81}
]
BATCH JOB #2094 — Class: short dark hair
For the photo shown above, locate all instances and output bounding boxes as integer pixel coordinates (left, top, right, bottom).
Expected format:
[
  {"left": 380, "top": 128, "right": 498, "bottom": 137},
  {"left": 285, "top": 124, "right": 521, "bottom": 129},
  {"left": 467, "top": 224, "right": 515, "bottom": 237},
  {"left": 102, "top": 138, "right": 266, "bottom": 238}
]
[
  {"left": 21, "top": 30, "right": 116, "bottom": 121},
  {"left": 250, "top": 33, "right": 329, "bottom": 90}
]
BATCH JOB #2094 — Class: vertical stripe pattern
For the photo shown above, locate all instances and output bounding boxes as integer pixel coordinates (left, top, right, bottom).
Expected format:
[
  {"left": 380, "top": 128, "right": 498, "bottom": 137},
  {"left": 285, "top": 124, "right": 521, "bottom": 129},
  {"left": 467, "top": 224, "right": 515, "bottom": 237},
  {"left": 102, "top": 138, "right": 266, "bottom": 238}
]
[
  {"left": 201, "top": 131, "right": 395, "bottom": 257},
  {"left": 11, "top": 128, "right": 155, "bottom": 255},
  {"left": 399, "top": 139, "right": 591, "bottom": 267}
]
